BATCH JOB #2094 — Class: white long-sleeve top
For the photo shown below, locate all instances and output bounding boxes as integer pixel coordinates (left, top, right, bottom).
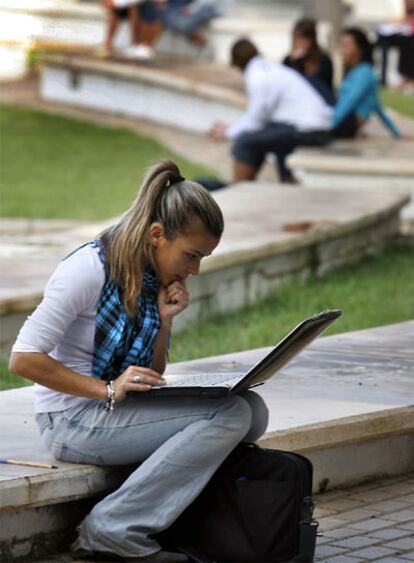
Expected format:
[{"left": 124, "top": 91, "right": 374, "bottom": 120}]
[
  {"left": 12, "top": 245, "right": 106, "bottom": 413},
  {"left": 227, "top": 56, "right": 333, "bottom": 140}
]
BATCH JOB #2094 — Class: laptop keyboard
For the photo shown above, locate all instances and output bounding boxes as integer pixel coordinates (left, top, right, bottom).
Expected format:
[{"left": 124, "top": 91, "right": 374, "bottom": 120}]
[{"left": 161, "top": 371, "right": 242, "bottom": 388}]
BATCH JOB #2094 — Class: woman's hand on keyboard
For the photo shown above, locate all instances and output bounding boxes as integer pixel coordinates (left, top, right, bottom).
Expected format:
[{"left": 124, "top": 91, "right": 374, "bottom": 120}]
[{"left": 113, "top": 366, "right": 166, "bottom": 400}]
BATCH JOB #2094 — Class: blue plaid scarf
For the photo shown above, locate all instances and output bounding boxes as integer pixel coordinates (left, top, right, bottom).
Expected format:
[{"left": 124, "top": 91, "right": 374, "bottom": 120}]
[{"left": 65, "top": 241, "right": 161, "bottom": 382}]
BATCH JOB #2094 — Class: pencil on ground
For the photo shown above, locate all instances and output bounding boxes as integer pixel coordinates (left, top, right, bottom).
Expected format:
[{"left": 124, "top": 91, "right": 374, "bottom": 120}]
[{"left": 0, "top": 458, "right": 58, "bottom": 469}]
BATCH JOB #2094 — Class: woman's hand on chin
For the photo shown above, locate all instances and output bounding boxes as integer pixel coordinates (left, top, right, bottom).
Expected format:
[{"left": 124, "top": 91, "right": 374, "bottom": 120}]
[{"left": 158, "top": 280, "right": 190, "bottom": 326}]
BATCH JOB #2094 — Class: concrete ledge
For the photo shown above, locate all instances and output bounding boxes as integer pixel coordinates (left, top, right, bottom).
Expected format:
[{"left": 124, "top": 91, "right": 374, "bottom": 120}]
[
  {"left": 39, "top": 55, "right": 245, "bottom": 133},
  {"left": 41, "top": 55, "right": 246, "bottom": 109},
  {"left": 288, "top": 138, "right": 414, "bottom": 221},
  {"left": 259, "top": 405, "right": 414, "bottom": 453},
  {"left": 288, "top": 131, "right": 414, "bottom": 177},
  {"left": 0, "top": 465, "right": 131, "bottom": 512}
]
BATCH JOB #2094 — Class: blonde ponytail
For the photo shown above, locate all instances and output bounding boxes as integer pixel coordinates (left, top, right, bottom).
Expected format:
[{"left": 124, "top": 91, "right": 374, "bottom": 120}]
[{"left": 100, "top": 160, "right": 224, "bottom": 317}]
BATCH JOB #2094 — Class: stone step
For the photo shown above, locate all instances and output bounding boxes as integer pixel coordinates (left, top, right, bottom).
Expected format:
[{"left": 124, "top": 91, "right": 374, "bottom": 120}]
[
  {"left": 40, "top": 54, "right": 246, "bottom": 133},
  {"left": 288, "top": 126, "right": 414, "bottom": 221},
  {"left": 1, "top": 322, "right": 413, "bottom": 560}
]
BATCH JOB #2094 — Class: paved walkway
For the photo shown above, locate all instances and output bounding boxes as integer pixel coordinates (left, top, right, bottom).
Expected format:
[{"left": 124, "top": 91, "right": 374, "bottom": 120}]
[
  {"left": 33, "top": 472, "right": 414, "bottom": 562},
  {"left": 314, "top": 472, "right": 414, "bottom": 562}
]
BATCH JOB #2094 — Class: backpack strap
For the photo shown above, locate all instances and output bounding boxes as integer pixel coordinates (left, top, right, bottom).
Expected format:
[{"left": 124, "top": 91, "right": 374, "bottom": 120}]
[
  {"left": 296, "top": 520, "right": 318, "bottom": 561},
  {"left": 290, "top": 496, "right": 318, "bottom": 562}
]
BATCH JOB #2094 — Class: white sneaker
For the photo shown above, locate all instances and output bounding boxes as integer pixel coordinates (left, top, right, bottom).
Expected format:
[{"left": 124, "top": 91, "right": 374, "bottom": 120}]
[{"left": 122, "top": 44, "right": 154, "bottom": 60}]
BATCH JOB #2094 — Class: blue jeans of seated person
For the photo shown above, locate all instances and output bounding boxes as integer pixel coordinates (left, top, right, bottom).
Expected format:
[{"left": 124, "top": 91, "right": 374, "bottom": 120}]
[
  {"left": 160, "top": 0, "right": 227, "bottom": 35},
  {"left": 36, "top": 391, "right": 268, "bottom": 558},
  {"left": 232, "top": 122, "right": 331, "bottom": 181}
]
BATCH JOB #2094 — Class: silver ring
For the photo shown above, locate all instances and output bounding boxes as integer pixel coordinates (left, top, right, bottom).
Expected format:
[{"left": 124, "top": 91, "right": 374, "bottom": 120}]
[{"left": 132, "top": 374, "right": 141, "bottom": 383}]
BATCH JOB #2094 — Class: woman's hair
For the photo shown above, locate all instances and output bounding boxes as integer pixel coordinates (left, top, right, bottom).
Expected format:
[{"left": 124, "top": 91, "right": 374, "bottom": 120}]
[
  {"left": 100, "top": 160, "right": 224, "bottom": 317},
  {"left": 293, "top": 18, "right": 318, "bottom": 44},
  {"left": 231, "top": 38, "right": 259, "bottom": 70},
  {"left": 291, "top": 18, "right": 322, "bottom": 74},
  {"left": 341, "top": 27, "right": 373, "bottom": 65}
]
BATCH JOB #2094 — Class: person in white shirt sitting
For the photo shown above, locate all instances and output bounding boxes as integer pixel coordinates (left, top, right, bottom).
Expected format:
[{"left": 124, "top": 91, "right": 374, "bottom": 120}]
[{"left": 210, "top": 38, "right": 333, "bottom": 184}]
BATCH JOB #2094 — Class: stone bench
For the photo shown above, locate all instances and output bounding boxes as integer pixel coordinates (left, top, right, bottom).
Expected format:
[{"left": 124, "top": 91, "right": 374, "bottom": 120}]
[
  {"left": 288, "top": 130, "right": 414, "bottom": 222},
  {"left": 39, "top": 53, "right": 246, "bottom": 134},
  {"left": 1, "top": 322, "right": 413, "bottom": 561}
]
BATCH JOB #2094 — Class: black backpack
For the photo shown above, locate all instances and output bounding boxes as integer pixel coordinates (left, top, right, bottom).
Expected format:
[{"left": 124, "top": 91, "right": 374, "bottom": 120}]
[{"left": 157, "top": 443, "right": 318, "bottom": 562}]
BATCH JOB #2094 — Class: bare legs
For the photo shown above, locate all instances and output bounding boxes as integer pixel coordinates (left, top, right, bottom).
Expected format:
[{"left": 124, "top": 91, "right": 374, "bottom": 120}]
[
  {"left": 103, "top": 8, "right": 119, "bottom": 54},
  {"left": 129, "top": 4, "right": 141, "bottom": 45}
]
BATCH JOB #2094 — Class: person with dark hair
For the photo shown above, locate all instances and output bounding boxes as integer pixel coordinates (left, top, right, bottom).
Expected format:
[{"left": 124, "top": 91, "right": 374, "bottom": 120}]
[
  {"left": 333, "top": 27, "right": 400, "bottom": 138},
  {"left": 283, "top": 18, "right": 334, "bottom": 101},
  {"left": 9, "top": 160, "right": 269, "bottom": 562},
  {"left": 210, "top": 38, "right": 333, "bottom": 183}
]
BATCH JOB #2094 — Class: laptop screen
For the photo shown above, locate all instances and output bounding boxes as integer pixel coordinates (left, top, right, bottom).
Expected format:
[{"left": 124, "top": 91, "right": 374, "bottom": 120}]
[{"left": 231, "top": 310, "right": 342, "bottom": 393}]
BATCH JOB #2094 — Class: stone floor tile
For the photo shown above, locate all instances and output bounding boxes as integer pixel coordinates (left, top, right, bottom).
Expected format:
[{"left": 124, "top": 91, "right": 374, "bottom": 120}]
[
  {"left": 321, "top": 527, "right": 363, "bottom": 540},
  {"left": 383, "top": 511, "right": 414, "bottom": 523},
  {"left": 316, "top": 534, "right": 335, "bottom": 545},
  {"left": 315, "top": 544, "right": 348, "bottom": 558},
  {"left": 401, "top": 553, "right": 414, "bottom": 561},
  {"left": 319, "top": 556, "right": 364, "bottom": 563},
  {"left": 369, "top": 528, "right": 414, "bottom": 540},
  {"left": 317, "top": 490, "right": 354, "bottom": 504},
  {"left": 399, "top": 521, "right": 414, "bottom": 531},
  {"left": 381, "top": 483, "right": 414, "bottom": 496},
  {"left": 318, "top": 517, "right": 349, "bottom": 531},
  {"left": 349, "top": 517, "right": 395, "bottom": 531},
  {"left": 331, "top": 508, "right": 378, "bottom": 522},
  {"left": 376, "top": 558, "right": 414, "bottom": 563},
  {"left": 345, "top": 482, "right": 384, "bottom": 494},
  {"left": 349, "top": 546, "right": 398, "bottom": 559},
  {"left": 347, "top": 489, "right": 396, "bottom": 503},
  {"left": 385, "top": 537, "right": 414, "bottom": 550},
  {"left": 366, "top": 499, "right": 413, "bottom": 513},
  {"left": 324, "top": 498, "right": 367, "bottom": 513},
  {"left": 315, "top": 506, "right": 340, "bottom": 518},
  {"left": 332, "top": 535, "right": 380, "bottom": 549}
]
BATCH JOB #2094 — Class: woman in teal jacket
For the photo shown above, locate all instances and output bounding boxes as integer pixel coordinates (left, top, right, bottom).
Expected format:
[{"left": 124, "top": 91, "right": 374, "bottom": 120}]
[{"left": 334, "top": 27, "right": 400, "bottom": 139}]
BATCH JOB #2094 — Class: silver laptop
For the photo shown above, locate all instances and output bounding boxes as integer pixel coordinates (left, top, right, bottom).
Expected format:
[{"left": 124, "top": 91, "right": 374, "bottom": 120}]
[{"left": 149, "top": 310, "right": 342, "bottom": 397}]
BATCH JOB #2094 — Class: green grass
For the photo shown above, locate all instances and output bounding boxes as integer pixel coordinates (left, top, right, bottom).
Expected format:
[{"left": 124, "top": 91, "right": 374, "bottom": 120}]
[
  {"left": 0, "top": 105, "right": 214, "bottom": 220},
  {"left": 169, "top": 244, "right": 414, "bottom": 362},
  {"left": 381, "top": 88, "right": 414, "bottom": 119},
  {"left": 0, "top": 357, "right": 32, "bottom": 391}
]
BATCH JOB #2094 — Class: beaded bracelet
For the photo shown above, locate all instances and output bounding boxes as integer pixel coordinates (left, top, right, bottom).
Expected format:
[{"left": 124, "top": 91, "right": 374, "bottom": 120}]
[{"left": 105, "top": 380, "right": 115, "bottom": 412}]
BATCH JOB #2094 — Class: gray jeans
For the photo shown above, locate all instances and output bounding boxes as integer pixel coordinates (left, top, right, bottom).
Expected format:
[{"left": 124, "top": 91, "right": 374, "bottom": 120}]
[{"left": 36, "top": 391, "right": 269, "bottom": 558}]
